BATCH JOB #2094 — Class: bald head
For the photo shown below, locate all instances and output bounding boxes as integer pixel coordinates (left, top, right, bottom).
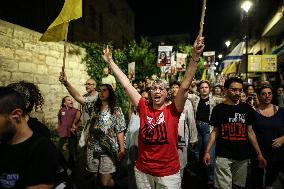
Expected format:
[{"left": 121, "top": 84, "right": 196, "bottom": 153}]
[
  {"left": 103, "top": 67, "right": 109, "bottom": 76},
  {"left": 85, "top": 79, "right": 96, "bottom": 94}
]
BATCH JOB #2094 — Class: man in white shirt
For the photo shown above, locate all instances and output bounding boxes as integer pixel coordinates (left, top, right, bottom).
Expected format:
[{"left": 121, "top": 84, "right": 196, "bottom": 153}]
[{"left": 102, "top": 67, "right": 116, "bottom": 91}]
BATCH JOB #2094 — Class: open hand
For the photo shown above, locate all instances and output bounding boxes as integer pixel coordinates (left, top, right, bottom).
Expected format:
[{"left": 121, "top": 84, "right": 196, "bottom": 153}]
[
  {"left": 102, "top": 46, "right": 113, "bottom": 63},
  {"left": 272, "top": 137, "right": 284, "bottom": 148}
]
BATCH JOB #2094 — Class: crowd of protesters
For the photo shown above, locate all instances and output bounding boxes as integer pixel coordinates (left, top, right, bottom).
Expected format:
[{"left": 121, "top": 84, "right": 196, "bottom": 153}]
[{"left": 1, "top": 35, "right": 284, "bottom": 189}]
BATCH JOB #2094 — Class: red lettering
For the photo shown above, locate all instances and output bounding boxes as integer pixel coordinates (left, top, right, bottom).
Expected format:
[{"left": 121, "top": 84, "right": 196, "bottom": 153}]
[
  {"left": 220, "top": 122, "right": 248, "bottom": 141},
  {"left": 229, "top": 123, "right": 235, "bottom": 137}
]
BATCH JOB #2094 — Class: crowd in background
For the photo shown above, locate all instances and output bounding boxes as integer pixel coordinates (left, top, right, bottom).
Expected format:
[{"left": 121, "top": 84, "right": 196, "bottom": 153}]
[{"left": 1, "top": 36, "right": 284, "bottom": 189}]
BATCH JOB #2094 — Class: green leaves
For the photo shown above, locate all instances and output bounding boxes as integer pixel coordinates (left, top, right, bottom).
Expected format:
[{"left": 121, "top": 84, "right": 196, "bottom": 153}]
[{"left": 77, "top": 38, "right": 204, "bottom": 118}]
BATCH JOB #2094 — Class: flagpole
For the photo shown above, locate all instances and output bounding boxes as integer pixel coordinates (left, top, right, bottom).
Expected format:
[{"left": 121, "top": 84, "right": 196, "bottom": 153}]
[
  {"left": 199, "top": 0, "right": 207, "bottom": 37},
  {"left": 62, "top": 23, "right": 69, "bottom": 73}
]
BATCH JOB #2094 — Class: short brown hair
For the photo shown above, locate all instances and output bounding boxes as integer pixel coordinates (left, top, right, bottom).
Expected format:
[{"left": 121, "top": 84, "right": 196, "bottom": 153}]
[{"left": 198, "top": 80, "right": 211, "bottom": 91}]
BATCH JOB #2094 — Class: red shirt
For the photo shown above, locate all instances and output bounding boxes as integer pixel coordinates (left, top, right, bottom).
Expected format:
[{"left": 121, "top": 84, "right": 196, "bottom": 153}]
[
  {"left": 57, "top": 107, "right": 78, "bottom": 138},
  {"left": 135, "top": 98, "right": 181, "bottom": 176}
]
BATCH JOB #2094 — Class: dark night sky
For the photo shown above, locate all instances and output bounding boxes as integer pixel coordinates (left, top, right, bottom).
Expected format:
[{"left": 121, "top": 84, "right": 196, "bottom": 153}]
[
  {"left": 1, "top": 0, "right": 240, "bottom": 53},
  {"left": 128, "top": 0, "right": 241, "bottom": 54}
]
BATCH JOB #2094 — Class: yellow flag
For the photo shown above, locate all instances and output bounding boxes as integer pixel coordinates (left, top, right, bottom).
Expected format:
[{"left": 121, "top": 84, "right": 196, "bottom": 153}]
[
  {"left": 40, "top": 0, "right": 82, "bottom": 42},
  {"left": 201, "top": 69, "right": 207, "bottom": 80},
  {"left": 222, "top": 65, "right": 230, "bottom": 75},
  {"left": 225, "top": 62, "right": 237, "bottom": 75}
]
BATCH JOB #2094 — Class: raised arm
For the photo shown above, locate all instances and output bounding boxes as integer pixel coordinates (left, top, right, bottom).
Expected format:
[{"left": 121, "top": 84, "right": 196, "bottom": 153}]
[
  {"left": 174, "top": 36, "right": 205, "bottom": 112},
  {"left": 102, "top": 47, "right": 141, "bottom": 107},
  {"left": 59, "top": 72, "right": 85, "bottom": 105}
]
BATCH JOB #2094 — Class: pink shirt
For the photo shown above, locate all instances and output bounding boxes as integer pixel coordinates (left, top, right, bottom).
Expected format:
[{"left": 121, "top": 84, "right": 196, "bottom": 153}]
[{"left": 57, "top": 107, "right": 78, "bottom": 137}]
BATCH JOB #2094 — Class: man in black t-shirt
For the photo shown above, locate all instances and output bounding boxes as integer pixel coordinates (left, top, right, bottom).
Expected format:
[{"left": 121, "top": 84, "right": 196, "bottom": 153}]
[
  {"left": 203, "top": 77, "right": 267, "bottom": 189},
  {"left": 0, "top": 87, "right": 58, "bottom": 189}
]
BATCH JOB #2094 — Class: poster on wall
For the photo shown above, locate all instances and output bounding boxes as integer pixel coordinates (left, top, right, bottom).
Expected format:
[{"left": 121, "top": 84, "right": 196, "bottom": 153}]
[
  {"left": 128, "top": 62, "right": 135, "bottom": 81},
  {"left": 157, "top": 46, "right": 173, "bottom": 67}
]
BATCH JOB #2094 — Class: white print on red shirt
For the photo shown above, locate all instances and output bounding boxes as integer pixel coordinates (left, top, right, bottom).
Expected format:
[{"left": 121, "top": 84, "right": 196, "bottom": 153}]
[{"left": 141, "top": 112, "right": 168, "bottom": 145}]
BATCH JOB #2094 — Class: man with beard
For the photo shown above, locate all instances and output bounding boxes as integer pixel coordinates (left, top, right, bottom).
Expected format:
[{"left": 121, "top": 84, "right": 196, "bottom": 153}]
[
  {"left": 0, "top": 87, "right": 58, "bottom": 189},
  {"left": 203, "top": 77, "right": 267, "bottom": 189}
]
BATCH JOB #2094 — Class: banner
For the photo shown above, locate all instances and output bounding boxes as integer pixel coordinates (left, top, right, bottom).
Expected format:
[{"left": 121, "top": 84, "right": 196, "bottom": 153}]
[
  {"left": 248, "top": 55, "right": 277, "bottom": 72},
  {"left": 40, "top": 0, "right": 82, "bottom": 41},
  {"left": 157, "top": 46, "right": 173, "bottom": 67},
  {"left": 203, "top": 51, "right": 215, "bottom": 68},
  {"left": 203, "top": 51, "right": 215, "bottom": 82},
  {"left": 176, "top": 53, "right": 187, "bottom": 71},
  {"left": 128, "top": 62, "right": 135, "bottom": 81}
]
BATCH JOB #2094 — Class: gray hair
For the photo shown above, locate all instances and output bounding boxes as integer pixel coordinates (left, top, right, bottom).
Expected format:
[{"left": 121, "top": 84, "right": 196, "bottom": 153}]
[{"left": 151, "top": 78, "right": 169, "bottom": 89}]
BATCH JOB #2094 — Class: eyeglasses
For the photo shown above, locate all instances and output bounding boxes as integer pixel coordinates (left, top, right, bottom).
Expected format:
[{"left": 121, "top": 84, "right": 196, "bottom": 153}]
[
  {"left": 260, "top": 92, "right": 272, "bottom": 96},
  {"left": 151, "top": 87, "right": 166, "bottom": 93},
  {"left": 229, "top": 88, "right": 243, "bottom": 93},
  {"left": 85, "top": 83, "right": 95, "bottom": 86}
]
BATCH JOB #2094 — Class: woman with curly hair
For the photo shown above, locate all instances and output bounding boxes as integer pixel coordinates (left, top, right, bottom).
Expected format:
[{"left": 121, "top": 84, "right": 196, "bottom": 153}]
[
  {"left": 86, "top": 84, "right": 126, "bottom": 188},
  {"left": 7, "top": 81, "right": 50, "bottom": 138}
]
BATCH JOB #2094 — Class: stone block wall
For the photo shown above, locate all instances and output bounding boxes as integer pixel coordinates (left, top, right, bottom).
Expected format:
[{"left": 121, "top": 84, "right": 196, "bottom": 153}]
[{"left": 0, "top": 19, "right": 90, "bottom": 127}]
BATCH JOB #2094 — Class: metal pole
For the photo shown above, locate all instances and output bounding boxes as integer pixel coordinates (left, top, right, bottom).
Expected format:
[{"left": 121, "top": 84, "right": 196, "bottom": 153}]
[
  {"left": 245, "top": 13, "right": 249, "bottom": 82},
  {"left": 245, "top": 35, "right": 248, "bottom": 81}
]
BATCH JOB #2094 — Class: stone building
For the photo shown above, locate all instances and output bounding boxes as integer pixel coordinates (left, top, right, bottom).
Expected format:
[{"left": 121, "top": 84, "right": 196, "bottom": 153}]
[
  {"left": 1, "top": 0, "right": 135, "bottom": 47},
  {"left": 0, "top": 19, "right": 89, "bottom": 127},
  {"left": 0, "top": 0, "right": 135, "bottom": 127}
]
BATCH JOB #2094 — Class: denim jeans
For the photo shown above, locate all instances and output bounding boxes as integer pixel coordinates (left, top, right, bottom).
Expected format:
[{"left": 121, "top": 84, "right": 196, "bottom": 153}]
[{"left": 194, "top": 121, "right": 216, "bottom": 183}]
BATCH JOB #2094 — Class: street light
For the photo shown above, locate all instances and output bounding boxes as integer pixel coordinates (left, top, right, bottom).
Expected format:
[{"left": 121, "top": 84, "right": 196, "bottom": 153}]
[
  {"left": 218, "top": 54, "right": 223, "bottom": 59},
  {"left": 241, "top": 0, "right": 252, "bottom": 81},
  {"left": 241, "top": 1, "right": 252, "bottom": 13},
  {"left": 225, "top": 41, "right": 231, "bottom": 47}
]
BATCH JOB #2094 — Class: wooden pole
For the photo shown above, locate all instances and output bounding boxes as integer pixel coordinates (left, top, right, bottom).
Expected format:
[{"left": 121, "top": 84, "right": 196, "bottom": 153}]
[
  {"left": 62, "top": 22, "right": 69, "bottom": 73},
  {"left": 199, "top": 0, "right": 207, "bottom": 37}
]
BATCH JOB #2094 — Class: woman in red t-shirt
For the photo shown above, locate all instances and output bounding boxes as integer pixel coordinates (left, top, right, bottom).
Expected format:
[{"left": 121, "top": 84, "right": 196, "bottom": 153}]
[{"left": 102, "top": 37, "right": 204, "bottom": 188}]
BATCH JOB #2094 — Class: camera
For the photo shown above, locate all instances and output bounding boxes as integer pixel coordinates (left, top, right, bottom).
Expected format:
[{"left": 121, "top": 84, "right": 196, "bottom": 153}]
[
  {"left": 247, "top": 94, "right": 256, "bottom": 105},
  {"left": 247, "top": 96, "right": 253, "bottom": 101}
]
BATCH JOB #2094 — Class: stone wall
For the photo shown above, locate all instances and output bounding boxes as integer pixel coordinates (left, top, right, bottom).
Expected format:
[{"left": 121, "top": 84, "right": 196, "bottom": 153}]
[{"left": 0, "top": 19, "right": 90, "bottom": 127}]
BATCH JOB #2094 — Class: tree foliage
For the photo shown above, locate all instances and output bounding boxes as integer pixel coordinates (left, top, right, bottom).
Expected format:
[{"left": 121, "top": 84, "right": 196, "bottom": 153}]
[
  {"left": 125, "top": 37, "right": 160, "bottom": 80},
  {"left": 78, "top": 38, "right": 204, "bottom": 116}
]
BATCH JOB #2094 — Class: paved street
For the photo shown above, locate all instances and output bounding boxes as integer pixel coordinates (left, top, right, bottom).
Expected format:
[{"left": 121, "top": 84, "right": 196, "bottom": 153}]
[{"left": 69, "top": 148, "right": 284, "bottom": 189}]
